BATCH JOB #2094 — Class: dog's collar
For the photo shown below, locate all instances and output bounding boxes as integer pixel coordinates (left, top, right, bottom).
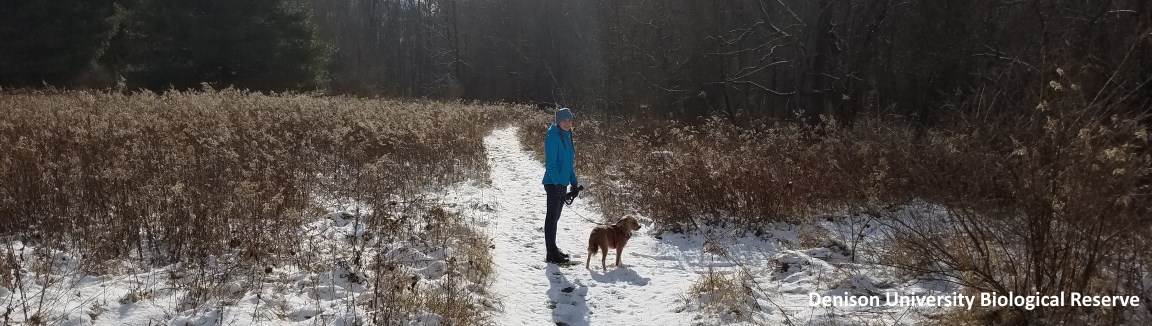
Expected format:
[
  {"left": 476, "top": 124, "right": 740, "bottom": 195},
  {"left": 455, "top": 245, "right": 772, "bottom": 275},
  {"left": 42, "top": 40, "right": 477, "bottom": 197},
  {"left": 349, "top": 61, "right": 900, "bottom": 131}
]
[{"left": 624, "top": 232, "right": 632, "bottom": 239}]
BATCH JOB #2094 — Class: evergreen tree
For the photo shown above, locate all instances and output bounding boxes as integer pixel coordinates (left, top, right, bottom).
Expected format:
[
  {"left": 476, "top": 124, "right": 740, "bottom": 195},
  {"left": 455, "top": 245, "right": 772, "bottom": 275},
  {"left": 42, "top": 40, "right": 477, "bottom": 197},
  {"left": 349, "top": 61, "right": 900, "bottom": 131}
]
[
  {"left": 0, "top": 0, "right": 118, "bottom": 87},
  {"left": 111, "top": 0, "right": 328, "bottom": 91}
]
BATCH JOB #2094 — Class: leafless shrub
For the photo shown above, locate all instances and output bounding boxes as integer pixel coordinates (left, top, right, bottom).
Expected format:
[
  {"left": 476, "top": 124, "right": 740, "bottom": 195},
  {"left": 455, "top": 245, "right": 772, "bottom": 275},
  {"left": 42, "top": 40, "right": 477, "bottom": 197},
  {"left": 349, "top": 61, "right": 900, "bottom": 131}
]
[
  {"left": 0, "top": 89, "right": 521, "bottom": 324},
  {"left": 683, "top": 267, "right": 756, "bottom": 318},
  {"left": 878, "top": 69, "right": 1151, "bottom": 323}
]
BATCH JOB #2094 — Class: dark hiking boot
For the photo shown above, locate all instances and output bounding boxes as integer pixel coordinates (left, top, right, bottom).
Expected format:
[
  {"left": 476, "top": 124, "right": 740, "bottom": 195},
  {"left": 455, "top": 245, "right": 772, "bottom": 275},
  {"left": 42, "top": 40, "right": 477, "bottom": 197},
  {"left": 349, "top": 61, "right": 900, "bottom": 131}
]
[{"left": 546, "top": 250, "right": 571, "bottom": 264}]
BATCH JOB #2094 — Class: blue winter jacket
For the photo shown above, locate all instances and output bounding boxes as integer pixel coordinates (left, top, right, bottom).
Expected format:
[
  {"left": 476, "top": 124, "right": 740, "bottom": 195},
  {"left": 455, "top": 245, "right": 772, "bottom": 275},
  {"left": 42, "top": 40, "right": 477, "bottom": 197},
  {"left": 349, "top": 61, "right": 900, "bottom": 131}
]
[{"left": 541, "top": 123, "right": 579, "bottom": 187}]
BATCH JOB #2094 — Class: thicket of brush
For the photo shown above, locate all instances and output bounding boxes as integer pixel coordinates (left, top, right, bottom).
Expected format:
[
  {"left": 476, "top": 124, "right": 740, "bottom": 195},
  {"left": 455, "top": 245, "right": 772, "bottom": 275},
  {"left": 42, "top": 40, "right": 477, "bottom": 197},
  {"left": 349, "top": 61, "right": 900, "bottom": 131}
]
[
  {"left": 519, "top": 70, "right": 1149, "bottom": 323},
  {"left": 0, "top": 89, "right": 521, "bottom": 324}
]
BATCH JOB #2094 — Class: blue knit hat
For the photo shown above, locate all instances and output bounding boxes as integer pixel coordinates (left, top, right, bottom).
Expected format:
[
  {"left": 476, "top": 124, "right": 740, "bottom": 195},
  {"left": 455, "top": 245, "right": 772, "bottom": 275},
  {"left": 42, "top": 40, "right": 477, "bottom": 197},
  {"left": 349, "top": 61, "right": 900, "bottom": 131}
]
[{"left": 555, "top": 108, "right": 573, "bottom": 123}]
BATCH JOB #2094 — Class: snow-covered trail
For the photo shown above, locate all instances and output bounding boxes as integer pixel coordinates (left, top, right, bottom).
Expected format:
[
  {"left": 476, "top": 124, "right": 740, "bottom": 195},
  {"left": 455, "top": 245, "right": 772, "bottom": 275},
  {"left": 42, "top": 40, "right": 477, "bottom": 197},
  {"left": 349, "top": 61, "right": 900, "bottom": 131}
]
[{"left": 483, "top": 126, "right": 722, "bottom": 325}]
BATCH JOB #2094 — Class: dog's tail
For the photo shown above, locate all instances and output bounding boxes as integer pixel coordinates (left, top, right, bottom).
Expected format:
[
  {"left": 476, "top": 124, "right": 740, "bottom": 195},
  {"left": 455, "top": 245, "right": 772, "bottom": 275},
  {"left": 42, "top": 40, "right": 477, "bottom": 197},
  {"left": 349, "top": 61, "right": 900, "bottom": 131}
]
[{"left": 587, "top": 233, "right": 599, "bottom": 255}]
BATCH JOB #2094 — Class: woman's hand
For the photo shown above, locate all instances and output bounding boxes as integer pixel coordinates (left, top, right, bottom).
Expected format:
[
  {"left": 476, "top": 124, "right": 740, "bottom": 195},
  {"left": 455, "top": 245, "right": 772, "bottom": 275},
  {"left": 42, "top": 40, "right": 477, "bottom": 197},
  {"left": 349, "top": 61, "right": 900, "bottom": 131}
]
[{"left": 564, "top": 185, "right": 583, "bottom": 205}]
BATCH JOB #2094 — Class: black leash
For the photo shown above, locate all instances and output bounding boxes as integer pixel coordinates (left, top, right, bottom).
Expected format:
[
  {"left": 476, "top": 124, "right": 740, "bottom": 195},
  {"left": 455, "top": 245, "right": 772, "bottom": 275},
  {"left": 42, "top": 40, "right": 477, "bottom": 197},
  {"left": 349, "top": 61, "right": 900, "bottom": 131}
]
[{"left": 570, "top": 208, "right": 605, "bottom": 225}]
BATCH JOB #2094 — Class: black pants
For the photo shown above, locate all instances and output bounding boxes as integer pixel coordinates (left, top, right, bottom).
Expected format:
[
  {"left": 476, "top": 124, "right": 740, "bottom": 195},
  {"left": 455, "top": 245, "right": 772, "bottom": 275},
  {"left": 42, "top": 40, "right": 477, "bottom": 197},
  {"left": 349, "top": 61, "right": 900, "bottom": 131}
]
[{"left": 543, "top": 184, "right": 567, "bottom": 253}]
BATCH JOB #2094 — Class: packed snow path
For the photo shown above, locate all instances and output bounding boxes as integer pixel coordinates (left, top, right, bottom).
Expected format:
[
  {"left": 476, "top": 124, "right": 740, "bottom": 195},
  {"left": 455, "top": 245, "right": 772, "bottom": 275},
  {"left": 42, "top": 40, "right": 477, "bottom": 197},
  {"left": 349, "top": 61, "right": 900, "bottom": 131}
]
[{"left": 484, "top": 126, "right": 716, "bottom": 325}]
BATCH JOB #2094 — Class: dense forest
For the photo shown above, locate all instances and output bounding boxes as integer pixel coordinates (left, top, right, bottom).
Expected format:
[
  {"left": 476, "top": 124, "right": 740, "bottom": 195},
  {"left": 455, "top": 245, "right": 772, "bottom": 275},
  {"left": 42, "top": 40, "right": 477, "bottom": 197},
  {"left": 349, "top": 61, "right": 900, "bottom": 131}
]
[{"left": 2, "top": 0, "right": 1150, "bottom": 123}]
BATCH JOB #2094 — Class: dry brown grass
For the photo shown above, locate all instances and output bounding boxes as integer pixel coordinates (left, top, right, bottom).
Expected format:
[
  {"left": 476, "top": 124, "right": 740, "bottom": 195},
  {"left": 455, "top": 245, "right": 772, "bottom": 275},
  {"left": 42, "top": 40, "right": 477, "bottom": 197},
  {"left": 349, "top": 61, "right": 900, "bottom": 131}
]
[
  {"left": 366, "top": 205, "right": 497, "bottom": 325},
  {"left": 0, "top": 89, "right": 516, "bottom": 262},
  {"left": 516, "top": 113, "right": 913, "bottom": 232},
  {"left": 0, "top": 88, "right": 524, "bottom": 324},
  {"left": 684, "top": 267, "right": 756, "bottom": 318}
]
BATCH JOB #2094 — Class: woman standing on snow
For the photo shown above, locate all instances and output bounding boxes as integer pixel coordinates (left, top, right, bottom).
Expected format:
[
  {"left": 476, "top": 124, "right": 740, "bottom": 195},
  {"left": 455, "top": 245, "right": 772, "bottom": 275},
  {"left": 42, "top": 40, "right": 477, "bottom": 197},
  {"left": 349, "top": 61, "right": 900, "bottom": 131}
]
[{"left": 542, "top": 108, "right": 580, "bottom": 264}]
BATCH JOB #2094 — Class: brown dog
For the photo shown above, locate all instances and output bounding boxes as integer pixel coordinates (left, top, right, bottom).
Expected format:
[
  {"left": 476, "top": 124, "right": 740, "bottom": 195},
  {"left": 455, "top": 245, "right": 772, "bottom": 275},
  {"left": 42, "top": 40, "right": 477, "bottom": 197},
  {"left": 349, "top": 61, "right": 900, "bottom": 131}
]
[{"left": 586, "top": 215, "right": 642, "bottom": 271}]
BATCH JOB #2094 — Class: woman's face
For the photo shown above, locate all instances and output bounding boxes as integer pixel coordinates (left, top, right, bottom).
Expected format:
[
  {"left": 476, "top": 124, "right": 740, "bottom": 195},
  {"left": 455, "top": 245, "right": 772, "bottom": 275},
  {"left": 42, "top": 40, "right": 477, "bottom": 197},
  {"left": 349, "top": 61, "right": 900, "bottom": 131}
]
[{"left": 559, "top": 119, "right": 573, "bottom": 131}]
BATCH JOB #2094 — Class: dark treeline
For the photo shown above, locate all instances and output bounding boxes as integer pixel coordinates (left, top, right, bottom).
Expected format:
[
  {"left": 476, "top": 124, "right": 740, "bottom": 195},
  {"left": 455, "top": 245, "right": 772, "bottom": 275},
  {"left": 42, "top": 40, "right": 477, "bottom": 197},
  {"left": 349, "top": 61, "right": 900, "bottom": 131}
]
[
  {"left": 3, "top": 0, "right": 1150, "bottom": 123},
  {"left": 1, "top": 0, "right": 326, "bottom": 92}
]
